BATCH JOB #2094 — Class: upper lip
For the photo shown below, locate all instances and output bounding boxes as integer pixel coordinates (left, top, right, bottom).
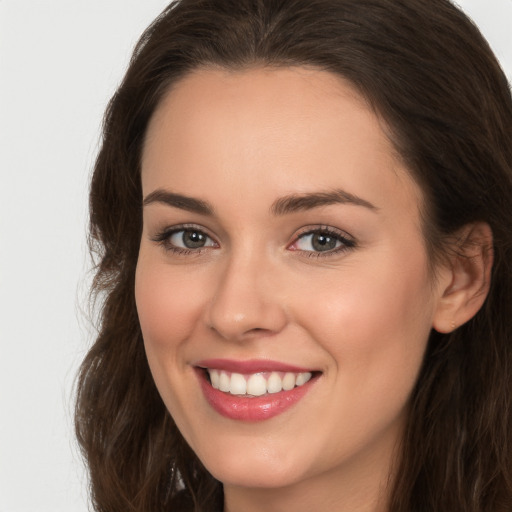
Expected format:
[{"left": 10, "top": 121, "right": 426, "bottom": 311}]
[{"left": 195, "top": 358, "right": 316, "bottom": 374}]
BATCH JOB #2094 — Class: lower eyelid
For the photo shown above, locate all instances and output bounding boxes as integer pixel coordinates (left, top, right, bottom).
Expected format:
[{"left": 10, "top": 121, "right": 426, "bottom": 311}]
[
  {"left": 151, "top": 225, "right": 220, "bottom": 255},
  {"left": 151, "top": 225, "right": 354, "bottom": 257},
  {"left": 169, "top": 230, "right": 216, "bottom": 248},
  {"left": 289, "top": 228, "right": 355, "bottom": 251}
]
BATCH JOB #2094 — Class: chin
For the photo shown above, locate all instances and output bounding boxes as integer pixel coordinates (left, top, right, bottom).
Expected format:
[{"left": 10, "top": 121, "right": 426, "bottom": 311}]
[
  {"left": 210, "top": 464, "right": 304, "bottom": 490},
  {"left": 198, "top": 443, "right": 308, "bottom": 489}
]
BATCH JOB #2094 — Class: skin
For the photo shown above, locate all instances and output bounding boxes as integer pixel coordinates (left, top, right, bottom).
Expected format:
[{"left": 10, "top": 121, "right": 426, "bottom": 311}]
[{"left": 135, "top": 67, "right": 472, "bottom": 512}]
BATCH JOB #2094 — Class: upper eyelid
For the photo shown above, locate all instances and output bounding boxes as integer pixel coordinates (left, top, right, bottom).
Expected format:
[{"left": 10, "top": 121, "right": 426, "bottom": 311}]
[
  {"left": 151, "top": 225, "right": 219, "bottom": 256},
  {"left": 151, "top": 223, "right": 355, "bottom": 248},
  {"left": 154, "top": 223, "right": 216, "bottom": 238},
  {"left": 288, "top": 226, "right": 357, "bottom": 254},
  {"left": 150, "top": 223, "right": 219, "bottom": 247},
  {"left": 153, "top": 223, "right": 352, "bottom": 236},
  {"left": 292, "top": 225, "right": 354, "bottom": 240}
]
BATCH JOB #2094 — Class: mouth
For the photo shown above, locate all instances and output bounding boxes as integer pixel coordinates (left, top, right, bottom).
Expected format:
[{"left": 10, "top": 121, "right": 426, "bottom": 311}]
[
  {"left": 204, "top": 368, "right": 314, "bottom": 396},
  {"left": 194, "top": 359, "right": 321, "bottom": 421}
]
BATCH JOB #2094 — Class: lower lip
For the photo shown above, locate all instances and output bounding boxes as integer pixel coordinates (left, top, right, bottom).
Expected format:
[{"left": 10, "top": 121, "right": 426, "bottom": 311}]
[{"left": 196, "top": 369, "right": 317, "bottom": 422}]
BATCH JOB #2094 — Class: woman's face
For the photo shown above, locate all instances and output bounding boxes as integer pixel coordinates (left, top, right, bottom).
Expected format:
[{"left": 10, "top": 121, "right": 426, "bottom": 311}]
[{"left": 136, "top": 67, "right": 447, "bottom": 494}]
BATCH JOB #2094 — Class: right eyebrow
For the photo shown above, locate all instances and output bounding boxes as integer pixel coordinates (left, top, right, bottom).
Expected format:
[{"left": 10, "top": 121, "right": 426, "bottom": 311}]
[{"left": 142, "top": 189, "right": 214, "bottom": 216}]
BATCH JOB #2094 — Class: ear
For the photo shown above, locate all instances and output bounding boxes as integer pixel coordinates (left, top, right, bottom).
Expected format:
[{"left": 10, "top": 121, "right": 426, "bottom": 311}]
[{"left": 432, "top": 222, "right": 493, "bottom": 333}]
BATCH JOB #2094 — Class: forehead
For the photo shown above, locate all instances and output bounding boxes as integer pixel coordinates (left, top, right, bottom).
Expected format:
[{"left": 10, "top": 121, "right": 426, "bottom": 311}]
[{"left": 141, "top": 66, "right": 422, "bottom": 220}]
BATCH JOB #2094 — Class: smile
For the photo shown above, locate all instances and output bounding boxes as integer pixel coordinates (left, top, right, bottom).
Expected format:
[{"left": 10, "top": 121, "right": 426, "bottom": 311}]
[
  {"left": 195, "top": 359, "right": 320, "bottom": 421},
  {"left": 207, "top": 369, "right": 313, "bottom": 396}
]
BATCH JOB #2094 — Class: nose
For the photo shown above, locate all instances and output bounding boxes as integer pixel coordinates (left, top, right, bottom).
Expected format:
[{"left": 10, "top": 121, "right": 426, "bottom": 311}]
[{"left": 204, "top": 251, "right": 288, "bottom": 341}]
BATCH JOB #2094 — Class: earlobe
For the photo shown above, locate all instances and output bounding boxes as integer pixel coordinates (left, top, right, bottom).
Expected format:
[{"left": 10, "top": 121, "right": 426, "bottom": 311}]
[{"left": 432, "top": 222, "right": 493, "bottom": 333}]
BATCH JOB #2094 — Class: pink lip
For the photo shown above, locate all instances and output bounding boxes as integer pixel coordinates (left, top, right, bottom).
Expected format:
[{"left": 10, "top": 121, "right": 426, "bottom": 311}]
[
  {"left": 195, "top": 358, "right": 313, "bottom": 374},
  {"left": 194, "top": 359, "right": 319, "bottom": 422}
]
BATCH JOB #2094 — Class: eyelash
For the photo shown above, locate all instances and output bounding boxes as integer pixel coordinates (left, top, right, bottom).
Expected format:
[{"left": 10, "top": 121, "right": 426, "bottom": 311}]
[
  {"left": 151, "top": 224, "right": 356, "bottom": 258},
  {"left": 151, "top": 224, "right": 217, "bottom": 256},
  {"left": 290, "top": 226, "right": 356, "bottom": 258}
]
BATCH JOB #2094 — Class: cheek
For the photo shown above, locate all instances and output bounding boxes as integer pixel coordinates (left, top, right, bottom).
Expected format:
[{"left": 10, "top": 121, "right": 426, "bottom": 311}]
[
  {"left": 292, "top": 248, "right": 435, "bottom": 384},
  {"left": 134, "top": 253, "right": 208, "bottom": 424},
  {"left": 289, "top": 253, "right": 434, "bottom": 455},
  {"left": 135, "top": 256, "right": 206, "bottom": 351}
]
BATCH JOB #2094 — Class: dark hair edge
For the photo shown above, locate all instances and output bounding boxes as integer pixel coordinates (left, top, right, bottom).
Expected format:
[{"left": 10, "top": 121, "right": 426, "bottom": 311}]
[{"left": 75, "top": 1, "right": 512, "bottom": 511}]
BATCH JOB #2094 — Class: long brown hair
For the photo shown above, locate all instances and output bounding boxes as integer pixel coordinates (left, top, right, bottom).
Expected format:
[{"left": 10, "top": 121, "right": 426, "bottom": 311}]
[{"left": 75, "top": 1, "right": 512, "bottom": 510}]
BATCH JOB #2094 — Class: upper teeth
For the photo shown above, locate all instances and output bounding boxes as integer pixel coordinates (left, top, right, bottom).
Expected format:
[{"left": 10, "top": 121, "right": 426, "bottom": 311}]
[{"left": 207, "top": 369, "right": 312, "bottom": 396}]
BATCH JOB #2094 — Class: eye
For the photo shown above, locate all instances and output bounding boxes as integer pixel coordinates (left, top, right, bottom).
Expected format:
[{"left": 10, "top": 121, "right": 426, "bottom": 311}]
[
  {"left": 169, "top": 229, "right": 216, "bottom": 249},
  {"left": 289, "top": 227, "right": 355, "bottom": 255},
  {"left": 152, "top": 226, "right": 218, "bottom": 254}
]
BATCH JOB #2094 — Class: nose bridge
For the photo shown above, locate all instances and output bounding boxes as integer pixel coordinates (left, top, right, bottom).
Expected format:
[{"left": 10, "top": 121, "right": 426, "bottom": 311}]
[{"left": 205, "top": 245, "right": 287, "bottom": 340}]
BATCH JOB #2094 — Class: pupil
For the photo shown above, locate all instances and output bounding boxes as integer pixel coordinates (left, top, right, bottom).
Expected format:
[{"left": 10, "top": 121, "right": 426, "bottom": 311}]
[
  {"left": 183, "top": 230, "right": 206, "bottom": 248},
  {"left": 312, "top": 233, "right": 337, "bottom": 251}
]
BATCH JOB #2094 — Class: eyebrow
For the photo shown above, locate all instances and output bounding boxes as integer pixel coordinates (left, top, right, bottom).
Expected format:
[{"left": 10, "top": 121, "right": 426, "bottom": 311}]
[
  {"left": 142, "top": 188, "right": 378, "bottom": 216},
  {"left": 143, "top": 189, "right": 214, "bottom": 215},
  {"left": 270, "top": 189, "right": 378, "bottom": 215}
]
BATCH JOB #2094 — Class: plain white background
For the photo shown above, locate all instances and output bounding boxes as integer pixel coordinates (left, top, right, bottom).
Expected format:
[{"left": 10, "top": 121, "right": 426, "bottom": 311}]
[{"left": 0, "top": 1, "right": 510, "bottom": 511}]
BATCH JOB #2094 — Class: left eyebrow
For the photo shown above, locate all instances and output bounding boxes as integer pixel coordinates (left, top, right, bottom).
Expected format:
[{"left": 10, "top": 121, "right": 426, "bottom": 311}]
[{"left": 270, "top": 189, "right": 378, "bottom": 215}]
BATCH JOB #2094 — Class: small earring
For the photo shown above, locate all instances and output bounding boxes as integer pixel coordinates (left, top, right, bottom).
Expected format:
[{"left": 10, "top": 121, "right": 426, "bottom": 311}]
[{"left": 450, "top": 320, "right": 456, "bottom": 331}]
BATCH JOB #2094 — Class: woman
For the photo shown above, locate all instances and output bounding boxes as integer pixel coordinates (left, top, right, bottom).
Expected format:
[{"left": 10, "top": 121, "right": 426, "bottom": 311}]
[{"left": 75, "top": 0, "right": 512, "bottom": 510}]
